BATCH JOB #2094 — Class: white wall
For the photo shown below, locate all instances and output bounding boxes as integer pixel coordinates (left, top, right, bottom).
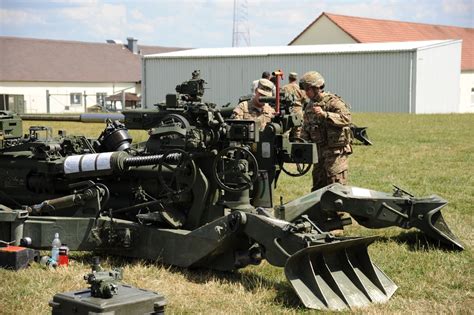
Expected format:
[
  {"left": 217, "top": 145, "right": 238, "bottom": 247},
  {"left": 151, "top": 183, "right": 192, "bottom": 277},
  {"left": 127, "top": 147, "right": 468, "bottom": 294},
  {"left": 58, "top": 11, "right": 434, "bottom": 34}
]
[
  {"left": 291, "top": 15, "right": 356, "bottom": 45},
  {"left": 414, "top": 41, "right": 462, "bottom": 113},
  {"left": 0, "top": 81, "right": 139, "bottom": 113},
  {"left": 459, "top": 71, "right": 474, "bottom": 113}
]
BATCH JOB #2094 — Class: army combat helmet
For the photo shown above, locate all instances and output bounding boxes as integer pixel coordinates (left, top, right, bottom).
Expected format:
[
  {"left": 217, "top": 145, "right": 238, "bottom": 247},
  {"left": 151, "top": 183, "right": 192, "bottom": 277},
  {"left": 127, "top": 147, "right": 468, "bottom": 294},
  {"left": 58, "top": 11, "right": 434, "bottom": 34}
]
[{"left": 299, "top": 71, "right": 325, "bottom": 90}]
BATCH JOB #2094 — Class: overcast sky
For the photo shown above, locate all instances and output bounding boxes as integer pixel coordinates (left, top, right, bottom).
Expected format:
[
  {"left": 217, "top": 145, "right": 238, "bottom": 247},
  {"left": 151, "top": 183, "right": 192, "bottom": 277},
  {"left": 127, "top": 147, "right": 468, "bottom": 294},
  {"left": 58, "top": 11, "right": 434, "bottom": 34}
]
[{"left": 1, "top": 0, "right": 472, "bottom": 48}]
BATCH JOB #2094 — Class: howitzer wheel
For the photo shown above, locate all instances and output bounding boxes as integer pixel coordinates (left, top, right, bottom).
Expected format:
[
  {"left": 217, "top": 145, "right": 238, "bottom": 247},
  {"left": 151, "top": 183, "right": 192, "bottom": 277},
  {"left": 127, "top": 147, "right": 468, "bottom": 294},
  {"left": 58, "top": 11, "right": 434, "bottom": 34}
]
[
  {"left": 213, "top": 146, "right": 258, "bottom": 192},
  {"left": 157, "top": 149, "right": 197, "bottom": 194},
  {"left": 281, "top": 137, "right": 312, "bottom": 177}
]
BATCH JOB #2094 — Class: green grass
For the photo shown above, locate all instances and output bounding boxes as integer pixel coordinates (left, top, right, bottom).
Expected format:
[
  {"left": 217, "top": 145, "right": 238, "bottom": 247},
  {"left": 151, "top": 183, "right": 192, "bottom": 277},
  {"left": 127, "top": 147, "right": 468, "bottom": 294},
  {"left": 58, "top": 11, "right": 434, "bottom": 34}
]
[{"left": 1, "top": 113, "right": 473, "bottom": 314}]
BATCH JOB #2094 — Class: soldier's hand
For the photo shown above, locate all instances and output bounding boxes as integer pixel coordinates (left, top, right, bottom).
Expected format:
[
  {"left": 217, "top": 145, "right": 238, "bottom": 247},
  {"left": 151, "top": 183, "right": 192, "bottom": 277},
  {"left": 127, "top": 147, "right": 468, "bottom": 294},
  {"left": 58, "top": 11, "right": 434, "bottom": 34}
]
[{"left": 313, "top": 106, "right": 326, "bottom": 118}]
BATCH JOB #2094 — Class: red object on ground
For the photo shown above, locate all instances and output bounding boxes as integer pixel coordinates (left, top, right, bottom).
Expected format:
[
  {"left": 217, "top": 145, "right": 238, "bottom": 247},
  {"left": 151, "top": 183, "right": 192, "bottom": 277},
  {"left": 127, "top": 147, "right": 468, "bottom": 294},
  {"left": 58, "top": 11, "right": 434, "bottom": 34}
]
[
  {"left": 58, "top": 245, "right": 69, "bottom": 266},
  {"left": 0, "top": 245, "right": 39, "bottom": 270},
  {"left": 0, "top": 246, "right": 24, "bottom": 252}
]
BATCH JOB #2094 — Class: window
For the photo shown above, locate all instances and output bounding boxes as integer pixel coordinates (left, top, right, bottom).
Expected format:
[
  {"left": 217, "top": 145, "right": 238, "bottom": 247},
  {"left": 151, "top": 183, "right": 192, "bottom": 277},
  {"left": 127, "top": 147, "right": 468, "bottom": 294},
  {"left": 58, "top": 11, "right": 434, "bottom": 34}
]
[
  {"left": 471, "top": 88, "right": 474, "bottom": 104},
  {"left": 0, "top": 94, "right": 25, "bottom": 113},
  {"left": 70, "top": 93, "right": 82, "bottom": 106},
  {"left": 96, "top": 93, "right": 107, "bottom": 107},
  {"left": 0, "top": 95, "right": 6, "bottom": 110}
]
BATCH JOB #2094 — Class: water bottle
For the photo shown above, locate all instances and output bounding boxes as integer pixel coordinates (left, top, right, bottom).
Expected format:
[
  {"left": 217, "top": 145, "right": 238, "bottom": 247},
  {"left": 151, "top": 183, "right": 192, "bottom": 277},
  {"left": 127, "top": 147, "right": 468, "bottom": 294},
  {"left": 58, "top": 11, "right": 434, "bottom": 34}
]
[{"left": 51, "top": 233, "right": 61, "bottom": 262}]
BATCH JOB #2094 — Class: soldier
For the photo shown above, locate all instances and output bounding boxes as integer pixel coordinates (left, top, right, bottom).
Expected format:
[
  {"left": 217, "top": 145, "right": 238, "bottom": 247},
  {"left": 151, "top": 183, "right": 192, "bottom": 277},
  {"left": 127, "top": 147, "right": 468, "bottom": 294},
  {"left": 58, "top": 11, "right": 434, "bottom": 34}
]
[
  {"left": 282, "top": 72, "right": 306, "bottom": 138},
  {"left": 251, "top": 71, "right": 276, "bottom": 96},
  {"left": 299, "top": 71, "right": 352, "bottom": 192},
  {"left": 233, "top": 78, "right": 275, "bottom": 130}
]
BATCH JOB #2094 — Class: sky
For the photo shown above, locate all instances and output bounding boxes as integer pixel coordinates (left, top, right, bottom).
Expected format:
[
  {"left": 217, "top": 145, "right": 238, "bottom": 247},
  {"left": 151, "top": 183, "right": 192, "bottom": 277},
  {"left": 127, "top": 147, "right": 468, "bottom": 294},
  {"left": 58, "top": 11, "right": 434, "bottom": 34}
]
[{"left": 0, "top": 0, "right": 473, "bottom": 48}]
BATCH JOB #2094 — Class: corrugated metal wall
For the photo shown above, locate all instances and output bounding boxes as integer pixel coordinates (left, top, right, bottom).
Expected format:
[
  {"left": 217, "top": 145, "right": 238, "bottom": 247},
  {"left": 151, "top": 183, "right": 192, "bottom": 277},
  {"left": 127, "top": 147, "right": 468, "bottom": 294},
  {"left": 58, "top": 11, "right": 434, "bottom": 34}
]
[{"left": 144, "top": 51, "right": 415, "bottom": 112}]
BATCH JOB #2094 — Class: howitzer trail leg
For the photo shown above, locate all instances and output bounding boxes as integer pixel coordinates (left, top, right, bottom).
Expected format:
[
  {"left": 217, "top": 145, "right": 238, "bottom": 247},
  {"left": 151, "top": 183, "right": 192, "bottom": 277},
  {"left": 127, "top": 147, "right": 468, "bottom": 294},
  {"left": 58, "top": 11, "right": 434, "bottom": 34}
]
[
  {"left": 319, "top": 184, "right": 464, "bottom": 250},
  {"left": 239, "top": 213, "right": 396, "bottom": 310},
  {"left": 279, "top": 184, "right": 463, "bottom": 250}
]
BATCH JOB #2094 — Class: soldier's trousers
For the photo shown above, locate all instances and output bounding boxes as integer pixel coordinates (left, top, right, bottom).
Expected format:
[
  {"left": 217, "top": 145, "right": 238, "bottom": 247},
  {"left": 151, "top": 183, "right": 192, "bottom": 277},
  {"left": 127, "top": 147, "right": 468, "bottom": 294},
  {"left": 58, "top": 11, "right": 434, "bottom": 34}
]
[
  {"left": 311, "top": 152, "right": 348, "bottom": 192},
  {"left": 310, "top": 150, "right": 349, "bottom": 230}
]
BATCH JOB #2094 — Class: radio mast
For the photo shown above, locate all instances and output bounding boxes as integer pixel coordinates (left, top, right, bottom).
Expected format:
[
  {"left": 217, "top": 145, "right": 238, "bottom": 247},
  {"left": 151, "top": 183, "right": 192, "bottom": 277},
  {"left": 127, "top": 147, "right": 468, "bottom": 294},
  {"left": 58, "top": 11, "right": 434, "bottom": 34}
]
[{"left": 232, "top": 0, "right": 251, "bottom": 47}]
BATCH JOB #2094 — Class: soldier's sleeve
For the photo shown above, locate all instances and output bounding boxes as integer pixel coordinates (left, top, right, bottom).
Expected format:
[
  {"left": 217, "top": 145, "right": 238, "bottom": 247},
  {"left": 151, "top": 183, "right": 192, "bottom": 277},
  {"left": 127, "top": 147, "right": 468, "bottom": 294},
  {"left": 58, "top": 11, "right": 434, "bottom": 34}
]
[
  {"left": 300, "top": 128, "right": 310, "bottom": 141},
  {"left": 300, "top": 109, "right": 310, "bottom": 141},
  {"left": 232, "top": 103, "right": 244, "bottom": 119},
  {"left": 298, "top": 89, "right": 307, "bottom": 101},
  {"left": 270, "top": 106, "right": 276, "bottom": 117},
  {"left": 299, "top": 90, "right": 308, "bottom": 108},
  {"left": 326, "top": 99, "right": 351, "bottom": 127}
]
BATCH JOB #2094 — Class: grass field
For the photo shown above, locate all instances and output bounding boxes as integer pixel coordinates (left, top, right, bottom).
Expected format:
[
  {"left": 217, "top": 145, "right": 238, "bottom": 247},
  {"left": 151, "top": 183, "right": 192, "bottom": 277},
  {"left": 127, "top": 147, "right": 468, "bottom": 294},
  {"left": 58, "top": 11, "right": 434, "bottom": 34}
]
[{"left": 0, "top": 113, "right": 473, "bottom": 314}]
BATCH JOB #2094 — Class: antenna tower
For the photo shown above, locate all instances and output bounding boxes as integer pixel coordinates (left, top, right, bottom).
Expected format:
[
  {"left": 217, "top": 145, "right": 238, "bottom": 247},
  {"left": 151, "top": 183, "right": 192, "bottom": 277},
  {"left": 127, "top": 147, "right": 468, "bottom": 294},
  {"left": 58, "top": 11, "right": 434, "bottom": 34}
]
[{"left": 232, "top": 0, "right": 251, "bottom": 47}]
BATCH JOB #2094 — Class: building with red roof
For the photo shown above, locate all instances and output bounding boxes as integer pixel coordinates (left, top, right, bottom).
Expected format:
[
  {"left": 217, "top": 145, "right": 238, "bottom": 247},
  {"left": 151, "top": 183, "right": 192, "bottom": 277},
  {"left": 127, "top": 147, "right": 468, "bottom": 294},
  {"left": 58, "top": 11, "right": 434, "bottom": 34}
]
[
  {"left": 289, "top": 12, "right": 474, "bottom": 112},
  {"left": 0, "top": 36, "right": 187, "bottom": 114}
]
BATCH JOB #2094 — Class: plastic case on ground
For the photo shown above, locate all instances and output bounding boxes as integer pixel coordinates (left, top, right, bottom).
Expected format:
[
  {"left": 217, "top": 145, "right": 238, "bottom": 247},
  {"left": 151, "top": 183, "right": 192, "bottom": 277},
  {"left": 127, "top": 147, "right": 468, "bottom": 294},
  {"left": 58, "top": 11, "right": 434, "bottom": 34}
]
[{"left": 49, "top": 284, "right": 166, "bottom": 315}]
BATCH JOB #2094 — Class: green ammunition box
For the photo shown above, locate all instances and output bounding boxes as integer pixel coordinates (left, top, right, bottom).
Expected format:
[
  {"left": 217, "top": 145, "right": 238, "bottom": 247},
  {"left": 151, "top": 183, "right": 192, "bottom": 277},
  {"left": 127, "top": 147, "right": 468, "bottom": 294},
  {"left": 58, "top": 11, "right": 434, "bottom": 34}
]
[{"left": 50, "top": 284, "right": 166, "bottom": 315}]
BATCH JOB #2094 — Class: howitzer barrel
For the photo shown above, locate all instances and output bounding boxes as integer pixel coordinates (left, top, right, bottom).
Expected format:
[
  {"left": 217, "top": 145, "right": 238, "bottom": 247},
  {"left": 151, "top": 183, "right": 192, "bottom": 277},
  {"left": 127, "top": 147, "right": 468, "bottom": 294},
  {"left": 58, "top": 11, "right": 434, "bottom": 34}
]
[
  {"left": 259, "top": 97, "right": 277, "bottom": 104},
  {"left": 81, "top": 113, "right": 124, "bottom": 123},
  {"left": 19, "top": 113, "right": 125, "bottom": 123},
  {"left": 219, "top": 105, "right": 236, "bottom": 119},
  {"left": 123, "top": 152, "right": 182, "bottom": 167}
]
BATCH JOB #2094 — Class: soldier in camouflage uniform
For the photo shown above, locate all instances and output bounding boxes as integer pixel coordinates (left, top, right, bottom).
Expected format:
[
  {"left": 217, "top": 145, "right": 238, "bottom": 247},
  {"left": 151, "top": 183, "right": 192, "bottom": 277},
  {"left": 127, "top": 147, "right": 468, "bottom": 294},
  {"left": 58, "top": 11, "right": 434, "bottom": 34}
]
[
  {"left": 232, "top": 78, "right": 275, "bottom": 130},
  {"left": 299, "top": 71, "right": 352, "bottom": 192},
  {"left": 282, "top": 72, "right": 306, "bottom": 138},
  {"left": 251, "top": 71, "right": 276, "bottom": 96}
]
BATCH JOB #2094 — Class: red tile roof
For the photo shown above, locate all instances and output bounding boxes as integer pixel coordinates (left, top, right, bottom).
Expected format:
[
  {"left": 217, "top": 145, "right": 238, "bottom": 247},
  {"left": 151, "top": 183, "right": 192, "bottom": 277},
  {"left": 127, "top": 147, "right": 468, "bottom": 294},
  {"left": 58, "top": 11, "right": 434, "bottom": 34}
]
[
  {"left": 0, "top": 36, "right": 187, "bottom": 82},
  {"left": 290, "top": 12, "right": 474, "bottom": 70}
]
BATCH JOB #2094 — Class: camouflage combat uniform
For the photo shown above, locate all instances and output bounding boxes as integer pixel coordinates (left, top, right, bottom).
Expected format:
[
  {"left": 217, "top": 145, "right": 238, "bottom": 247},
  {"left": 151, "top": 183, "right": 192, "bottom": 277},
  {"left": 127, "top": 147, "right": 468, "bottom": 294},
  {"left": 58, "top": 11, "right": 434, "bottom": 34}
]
[
  {"left": 282, "top": 82, "right": 306, "bottom": 138},
  {"left": 301, "top": 92, "right": 352, "bottom": 191},
  {"left": 232, "top": 99, "right": 275, "bottom": 130}
]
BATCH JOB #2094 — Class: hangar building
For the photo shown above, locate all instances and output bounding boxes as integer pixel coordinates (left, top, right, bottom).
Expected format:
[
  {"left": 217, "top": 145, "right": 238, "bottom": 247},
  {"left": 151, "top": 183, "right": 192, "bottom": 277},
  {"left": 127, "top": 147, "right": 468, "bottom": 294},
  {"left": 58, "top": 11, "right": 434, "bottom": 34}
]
[{"left": 143, "top": 39, "right": 461, "bottom": 113}]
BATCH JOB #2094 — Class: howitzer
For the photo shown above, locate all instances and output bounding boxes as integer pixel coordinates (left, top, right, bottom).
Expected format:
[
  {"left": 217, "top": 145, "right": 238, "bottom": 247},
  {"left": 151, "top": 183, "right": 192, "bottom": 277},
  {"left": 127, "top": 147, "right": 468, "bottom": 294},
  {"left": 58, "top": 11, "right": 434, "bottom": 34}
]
[{"left": 0, "top": 72, "right": 461, "bottom": 310}]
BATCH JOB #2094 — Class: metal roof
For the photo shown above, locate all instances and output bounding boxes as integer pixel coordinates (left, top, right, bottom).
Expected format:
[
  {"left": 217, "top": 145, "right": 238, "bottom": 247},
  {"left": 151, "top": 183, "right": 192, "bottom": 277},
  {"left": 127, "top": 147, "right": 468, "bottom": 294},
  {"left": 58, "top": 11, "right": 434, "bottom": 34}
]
[{"left": 144, "top": 40, "right": 459, "bottom": 59}]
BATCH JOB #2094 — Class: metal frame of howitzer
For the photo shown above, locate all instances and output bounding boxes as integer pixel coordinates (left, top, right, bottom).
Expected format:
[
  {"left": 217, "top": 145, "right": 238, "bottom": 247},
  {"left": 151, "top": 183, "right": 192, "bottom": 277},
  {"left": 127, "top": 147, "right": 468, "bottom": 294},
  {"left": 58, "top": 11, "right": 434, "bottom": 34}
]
[
  {"left": 0, "top": 72, "right": 463, "bottom": 310},
  {"left": 0, "top": 203, "right": 397, "bottom": 310},
  {"left": 350, "top": 124, "right": 372, "bottom": 145},
  {"left": 277, "top": 184, "right": 463, "bottom": 251}
]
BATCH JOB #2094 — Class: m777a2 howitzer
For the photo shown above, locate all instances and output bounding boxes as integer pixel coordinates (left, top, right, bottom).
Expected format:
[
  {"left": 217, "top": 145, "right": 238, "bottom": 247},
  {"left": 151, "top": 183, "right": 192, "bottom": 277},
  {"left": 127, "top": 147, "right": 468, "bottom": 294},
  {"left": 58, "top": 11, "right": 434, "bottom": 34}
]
[{"left": 0, "top": 72, "right": 462, "bottom": 311}]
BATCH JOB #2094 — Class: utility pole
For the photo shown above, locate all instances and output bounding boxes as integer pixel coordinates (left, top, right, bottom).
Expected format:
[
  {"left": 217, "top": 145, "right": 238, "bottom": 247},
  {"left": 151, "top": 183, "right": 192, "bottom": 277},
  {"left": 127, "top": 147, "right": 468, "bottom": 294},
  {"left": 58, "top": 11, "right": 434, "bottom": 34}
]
[{"left": 232, "top": 0, "right": 250, "bottom": 47}]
